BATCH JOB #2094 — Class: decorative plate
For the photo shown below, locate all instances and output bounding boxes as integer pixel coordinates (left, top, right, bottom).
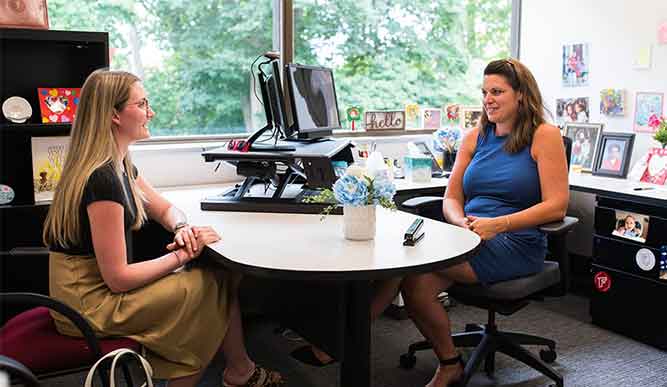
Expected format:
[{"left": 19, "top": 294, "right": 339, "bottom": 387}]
[{"left": 2, "top": 96, "right": 32, "bottom": 123}]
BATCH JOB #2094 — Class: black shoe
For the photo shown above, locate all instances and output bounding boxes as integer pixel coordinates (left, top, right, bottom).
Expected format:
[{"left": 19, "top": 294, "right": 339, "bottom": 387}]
[{"left": 290, "top": 345, "right": 335, "bottom": 367}]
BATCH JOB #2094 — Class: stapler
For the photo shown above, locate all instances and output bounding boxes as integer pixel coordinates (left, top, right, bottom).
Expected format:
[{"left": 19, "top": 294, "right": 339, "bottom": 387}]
[{"left": 403, "top": 218, "right": 425, "bottom": 246}]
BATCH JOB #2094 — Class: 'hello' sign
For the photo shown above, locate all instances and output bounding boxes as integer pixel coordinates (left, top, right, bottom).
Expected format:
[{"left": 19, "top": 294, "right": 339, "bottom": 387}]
[{"left": 364, "top": 111, "right": 405, "bottom": 131}]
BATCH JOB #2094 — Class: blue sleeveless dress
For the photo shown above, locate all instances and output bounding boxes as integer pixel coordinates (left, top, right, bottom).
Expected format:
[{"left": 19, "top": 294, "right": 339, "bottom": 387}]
[{"left": 462, "top": 124, "right": 547, "bottom": 284}]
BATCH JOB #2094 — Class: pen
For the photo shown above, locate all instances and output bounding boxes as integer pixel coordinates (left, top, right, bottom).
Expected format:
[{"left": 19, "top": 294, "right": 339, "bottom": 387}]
[{"left": 633, "top": 187, "right": 655, "bottom": 191}]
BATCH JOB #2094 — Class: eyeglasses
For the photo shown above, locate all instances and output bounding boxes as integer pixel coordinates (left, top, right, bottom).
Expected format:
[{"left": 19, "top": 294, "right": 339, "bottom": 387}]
[{"left": 126, "top": 98, "right": 151, "bottom": 111}]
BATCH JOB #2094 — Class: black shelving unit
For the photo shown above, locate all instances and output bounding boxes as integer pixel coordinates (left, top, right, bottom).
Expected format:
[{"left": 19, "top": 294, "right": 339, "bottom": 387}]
[{"left": 0, "top": 28, "right": 109, "bottom": 297}]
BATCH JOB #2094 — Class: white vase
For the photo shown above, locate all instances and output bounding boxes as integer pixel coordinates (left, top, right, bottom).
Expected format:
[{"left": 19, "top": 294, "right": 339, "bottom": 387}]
[{"left": 343, "top": 205, "right": 376, "bottom": 241}]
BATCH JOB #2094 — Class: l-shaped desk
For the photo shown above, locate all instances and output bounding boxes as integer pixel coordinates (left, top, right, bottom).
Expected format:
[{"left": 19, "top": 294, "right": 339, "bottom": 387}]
[{"left": 162, "top": 185, "right": 481, "bottom": 387}]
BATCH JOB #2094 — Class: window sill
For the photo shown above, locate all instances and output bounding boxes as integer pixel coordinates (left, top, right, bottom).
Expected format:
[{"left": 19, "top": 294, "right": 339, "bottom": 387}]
[{"left": 130, "top": 128, "right": 437, "bottom": 153}]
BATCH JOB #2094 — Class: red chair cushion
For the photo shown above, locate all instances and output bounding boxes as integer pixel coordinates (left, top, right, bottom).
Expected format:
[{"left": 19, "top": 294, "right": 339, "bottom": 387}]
[{"left": 0, "top": 307, "right": 140, "bottom": 374}]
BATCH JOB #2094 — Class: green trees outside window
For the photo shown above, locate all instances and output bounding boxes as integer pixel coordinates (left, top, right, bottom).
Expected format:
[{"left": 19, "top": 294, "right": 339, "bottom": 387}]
[{"left": 48, "top": 0, "right": 510, "bottom": 137}]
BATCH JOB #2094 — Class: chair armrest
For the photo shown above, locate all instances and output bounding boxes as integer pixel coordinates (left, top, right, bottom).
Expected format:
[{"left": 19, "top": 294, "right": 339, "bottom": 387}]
[
  {"left": 0, "top": 355, "right": 40, "bottom": 387},
  {"left": 539, "top": 216, "right": 579, "bottom": 235},
  {"left": 399, "top": 196, "right": 444, "bottom": 221},
  {"left": 0, "top": 292, "right": 102, "bottom": 360}
]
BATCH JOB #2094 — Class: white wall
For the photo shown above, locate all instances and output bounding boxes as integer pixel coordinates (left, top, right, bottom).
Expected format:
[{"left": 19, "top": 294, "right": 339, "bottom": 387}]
[{"left": 521, "top": 0, "right": 667, "bottom": 255}]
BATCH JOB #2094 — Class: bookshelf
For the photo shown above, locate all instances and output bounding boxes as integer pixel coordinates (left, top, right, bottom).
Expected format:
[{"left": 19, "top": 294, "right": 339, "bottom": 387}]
[{"left": 0, "top": 28, "right": 108, "bottom": 296}]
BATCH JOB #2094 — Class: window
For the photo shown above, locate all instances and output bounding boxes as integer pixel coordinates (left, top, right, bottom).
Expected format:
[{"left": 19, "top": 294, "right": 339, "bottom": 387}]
[
  {"left": 48, "top": 0, "right": 274, "bottom": 137},
  {"left": 48, "top": 0, "right": 513, "bottom": 137},
  {"left": 293, "top": 0, "right": 513, "bottom": 129}
]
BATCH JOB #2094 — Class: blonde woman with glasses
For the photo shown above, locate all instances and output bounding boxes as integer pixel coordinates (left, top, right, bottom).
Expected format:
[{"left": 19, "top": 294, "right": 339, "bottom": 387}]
[{"left": 44, "top": 70, "right": 284, "bottom": 387}]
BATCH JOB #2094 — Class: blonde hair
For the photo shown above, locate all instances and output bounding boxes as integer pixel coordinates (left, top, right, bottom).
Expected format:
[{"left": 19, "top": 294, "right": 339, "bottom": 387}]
[
  {"left": 479, "top": 58, "right": 549, "bottom": 153},
  {"left": 44, "top": 70, "right": 147, "bottom": 248}
]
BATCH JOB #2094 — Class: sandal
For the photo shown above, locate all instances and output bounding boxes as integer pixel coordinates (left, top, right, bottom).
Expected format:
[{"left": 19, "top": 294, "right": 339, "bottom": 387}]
[
  {"left": 438, "top": 354, "right": 465, "bottom": 387},
  {"left": 223, "top": 365, "right": 285, "bottom": 387}
]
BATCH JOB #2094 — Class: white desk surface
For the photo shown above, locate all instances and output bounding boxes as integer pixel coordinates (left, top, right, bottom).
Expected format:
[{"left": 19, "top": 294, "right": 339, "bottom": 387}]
[
  {"left": 569, "top": 172, "right": 667, "bottom": 204},
  {"left": 391, "top": 172, "right": 667, "bottom": 204},
  {"left": 162, "top": 185, "right": 480, "bottom": 279}
]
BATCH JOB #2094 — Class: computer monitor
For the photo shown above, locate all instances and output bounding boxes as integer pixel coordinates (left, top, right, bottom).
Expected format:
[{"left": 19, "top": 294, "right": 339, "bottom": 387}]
[
  {"left": 267, "top": 60, "right": 288, "bottom": 136},
  {"left": 285, "top": 64, "right": 341, "bottom": 140}
]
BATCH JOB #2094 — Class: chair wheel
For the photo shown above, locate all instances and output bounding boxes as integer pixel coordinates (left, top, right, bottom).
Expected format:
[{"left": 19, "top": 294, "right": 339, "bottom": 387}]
[
  {"left": 539, "top": 348, "right": 557, "bottom": 363},
  {"left": 399, "top": 353, "right": 417, "bottom": 369}
]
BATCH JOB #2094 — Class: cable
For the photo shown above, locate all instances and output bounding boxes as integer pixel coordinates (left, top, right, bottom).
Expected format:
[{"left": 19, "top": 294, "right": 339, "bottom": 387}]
[{"left": 250, "top": 54, "right": 264, "bottom": 107}]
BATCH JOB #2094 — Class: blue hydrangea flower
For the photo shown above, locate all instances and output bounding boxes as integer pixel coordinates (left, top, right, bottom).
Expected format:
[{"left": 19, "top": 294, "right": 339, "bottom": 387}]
[
  {"left": 433, "top": 127, "right": 462, "bottom": 152},
  {"left": 333, "top": 174, "right": 369, "bottom": 206},
  {"left": 373, "top": 178, "right": 397, "bottom": 204}
]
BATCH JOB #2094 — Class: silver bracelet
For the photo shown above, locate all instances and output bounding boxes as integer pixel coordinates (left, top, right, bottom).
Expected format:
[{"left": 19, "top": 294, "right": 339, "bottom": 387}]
[{"left": 173, "top": 221, "right": 188, "bottom": 233}]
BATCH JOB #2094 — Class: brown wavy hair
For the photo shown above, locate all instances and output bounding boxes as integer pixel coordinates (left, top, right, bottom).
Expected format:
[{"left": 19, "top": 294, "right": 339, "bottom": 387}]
[{"left": 479, "top": 58, "right": 549, "bottom": 153}]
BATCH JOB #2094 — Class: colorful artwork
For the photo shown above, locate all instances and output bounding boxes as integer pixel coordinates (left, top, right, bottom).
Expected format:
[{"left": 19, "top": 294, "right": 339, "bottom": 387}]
[
  {"left": 31, "top": 136, "right": 70, "bottom": 203},
  {"left": 422, "top": 108, "right": 442, "bottom": 130},
  {"left": 600, "top": 89, "right": 625, "bottom": 116},
  {"left": 460, "top": 106, "right": 482, "bottom": 132},
  {"left": 634, "top": 92, "right": 664, "bottom": 132},
  {"left": 556, "top": 97, "right": 589, "bottom": 125},
  {"left": 405, "top": 103, "right": 420, "bottom": 129},
  {"left": 562, "top": 43, "right": 590, "bottom": 87},
  {"left": 640, "top": 147, "right": 667, "bottom": 185},
  {"left": 38, "top": 87, "right": 81, "bottom": 124}
]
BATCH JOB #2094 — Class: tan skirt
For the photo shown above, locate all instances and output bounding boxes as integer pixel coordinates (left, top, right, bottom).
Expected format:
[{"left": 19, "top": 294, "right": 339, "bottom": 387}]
[{"left": 49, "top": 252, "right": 232, "bottom": 379}]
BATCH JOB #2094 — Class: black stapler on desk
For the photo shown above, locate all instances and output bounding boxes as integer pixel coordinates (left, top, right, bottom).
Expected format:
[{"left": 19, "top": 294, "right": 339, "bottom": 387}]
[{"left": 403, "top": 218, "right": 425, "bottom": 246}]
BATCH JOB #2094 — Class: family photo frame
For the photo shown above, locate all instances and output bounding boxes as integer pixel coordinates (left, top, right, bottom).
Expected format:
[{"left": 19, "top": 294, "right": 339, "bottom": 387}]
[
  {"left": 564, "top": 122, "right": 603, "bottom": 172},
  {"left": 460, "top": 105, "right": 482, "bottom": 132},
  {"left": 592, "top": 132, "right": 635, "bottom": 178}
]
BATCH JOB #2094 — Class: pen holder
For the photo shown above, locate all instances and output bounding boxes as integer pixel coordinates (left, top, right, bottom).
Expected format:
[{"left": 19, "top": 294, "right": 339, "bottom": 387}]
[{"left": 404, "top": 155, "right": 432, "bottom": 183}]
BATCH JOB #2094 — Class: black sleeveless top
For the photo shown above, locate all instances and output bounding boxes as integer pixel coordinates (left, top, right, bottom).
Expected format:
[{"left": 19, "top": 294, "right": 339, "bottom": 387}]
[{"left": 50, "top": 163, "right": 138, "bottom": 263}]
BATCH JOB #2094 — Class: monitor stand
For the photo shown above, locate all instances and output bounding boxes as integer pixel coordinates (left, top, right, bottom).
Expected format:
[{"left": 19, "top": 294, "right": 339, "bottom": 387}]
[
  {"left": 250, "top": 143, "right": 295, "bottom": 152},
  {"left": 283, "top": 136, "right": 332, "bottom": 143}
]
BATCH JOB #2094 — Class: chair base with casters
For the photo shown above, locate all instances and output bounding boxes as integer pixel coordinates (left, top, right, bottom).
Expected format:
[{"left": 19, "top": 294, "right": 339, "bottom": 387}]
[
  {"left": 398, "top": 196, "right": 577, "bottom": 387},
  {"left": 0, "top": 292, "right": 141, "bottom": 387}
]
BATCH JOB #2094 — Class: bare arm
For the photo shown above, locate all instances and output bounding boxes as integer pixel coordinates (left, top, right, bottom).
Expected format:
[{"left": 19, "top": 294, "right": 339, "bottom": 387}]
[
  {"left": 467, "top": 124, "right": 569, "bottom": 239},
  {"left": 515, "top": 123, "right": 569, "bottom": 225},
  {"left": 88, "top": 201, "right": 221, "bottom": 293},
  {"left": 136, "top": 175, "right": 198, "bottom": 255},
  {"left": 443, "top": 127, "right": 480, "bottom": 228}
]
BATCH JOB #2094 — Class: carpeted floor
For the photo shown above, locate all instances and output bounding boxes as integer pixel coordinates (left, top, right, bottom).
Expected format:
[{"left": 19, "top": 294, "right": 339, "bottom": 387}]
[{"left": 40, "top": 293, "right": 667, "bottom": 387}]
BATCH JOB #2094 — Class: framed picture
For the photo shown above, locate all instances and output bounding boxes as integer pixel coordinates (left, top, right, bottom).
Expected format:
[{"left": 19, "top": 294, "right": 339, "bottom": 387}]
[
  {"left": 37, "top": 87, "right": 81, "bottom": 124},
  {"left": 634, "top": 92, "right": 664, "bottom": 132},
  {"left": 592, "top": 132, "right": 635, "bottom": 178},
  {"left": 611, "top": 210, "right": 649, "bottom": 244},
  {"left": 31, "top": 136, "right": 70, "bottom": 203},
  {"left": 640, "top": 147, "right": 667, "bottom": 185},
  {"left": 562, "top": 42, "right": 590, "bottom": 87},
  {"left": 564, "top": 122, "right": 603, "bottom": 172},
  {"left": 405, "top": 103, "right": 421, "bottom": 129},
  {"left": 460, "top": 105, "right": 482, "bottom": 132},
  {"left": 600, "top": 89, "right": 625, "bottom": 116},
  {"left": 556, "top": 97, "right": 590, "bottom": 125},
  {"left": 422, "top": 108, "right": 442, "bottom": 130}
]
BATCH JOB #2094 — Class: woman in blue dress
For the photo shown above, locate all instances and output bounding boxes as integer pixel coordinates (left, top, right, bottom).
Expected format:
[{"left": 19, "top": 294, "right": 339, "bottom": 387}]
[{"left": 400, "top": 58, "right": 569, "bottom": 387}]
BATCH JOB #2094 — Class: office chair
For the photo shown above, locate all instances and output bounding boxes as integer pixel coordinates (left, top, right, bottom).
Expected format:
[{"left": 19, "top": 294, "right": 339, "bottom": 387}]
[
  {"left": 0, "top": 292, "right": 140, "bottom": 387},
  {"left": 0, "top": 355, "right": 41, "bottom": 387},
  {"left": 397, "top": 136, "right": 577, "bottom": 387}
]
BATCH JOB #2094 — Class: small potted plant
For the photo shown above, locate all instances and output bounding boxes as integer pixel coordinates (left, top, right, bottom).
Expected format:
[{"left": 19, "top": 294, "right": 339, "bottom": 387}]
[
  {"left": 649, "top": 114, "right": 667, "bottom": 148},
  {"left": 303, "top": 165, "right": 396, "bottom": 240}
]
